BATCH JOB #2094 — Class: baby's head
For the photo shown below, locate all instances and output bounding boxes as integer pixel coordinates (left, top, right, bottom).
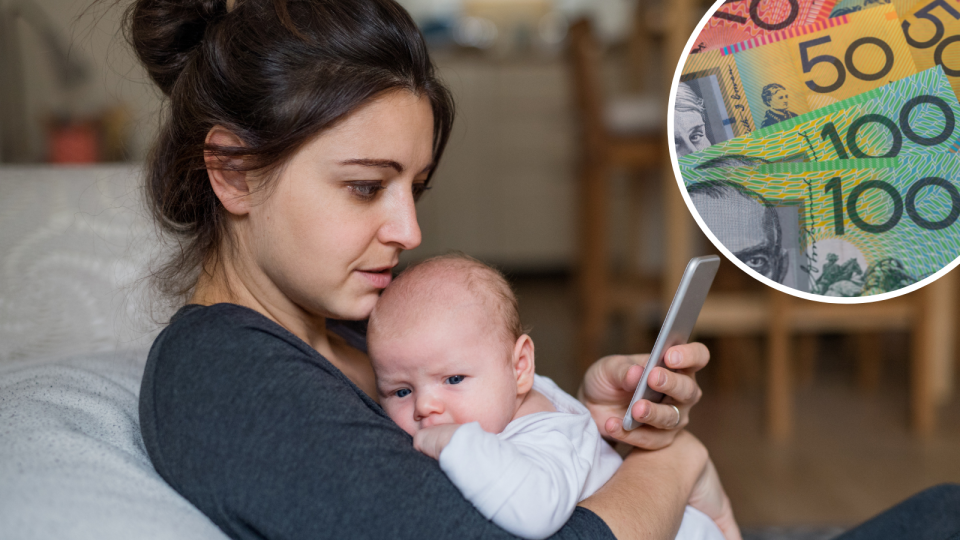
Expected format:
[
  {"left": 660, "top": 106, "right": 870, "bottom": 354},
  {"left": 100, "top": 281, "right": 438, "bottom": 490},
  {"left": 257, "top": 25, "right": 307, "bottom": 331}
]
[{"left": 368, "top": 254, "right": 535, "bottom": 437}]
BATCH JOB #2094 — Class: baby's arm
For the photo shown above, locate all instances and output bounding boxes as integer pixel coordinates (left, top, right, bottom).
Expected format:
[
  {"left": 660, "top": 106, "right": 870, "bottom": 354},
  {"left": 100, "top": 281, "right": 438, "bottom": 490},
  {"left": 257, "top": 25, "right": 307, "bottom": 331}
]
[
  {"left": 421, "top": 420, "right": 592, "bottom": 540},
  {"left": 688, "top": 457, "right": 743, "bottom": 540}
]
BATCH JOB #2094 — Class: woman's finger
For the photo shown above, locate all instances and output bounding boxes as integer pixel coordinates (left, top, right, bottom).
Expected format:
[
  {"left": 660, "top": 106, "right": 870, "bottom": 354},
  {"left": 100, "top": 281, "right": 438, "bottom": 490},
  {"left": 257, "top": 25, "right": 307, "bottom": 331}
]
[
  {"left": 602, "top": 354, "right": 648, "bottom": 394},
  {"left": 631, "top": 399, "right": 688, "bottom": 431},
  {"left": 603, "top": 417, "right": 674, "bottom": 450},
  {"left": 663, "top": 342, "right": 710, "bottom": 373},
  {"left": 648, "top": 367, "right": 703, "bottom": 405}
]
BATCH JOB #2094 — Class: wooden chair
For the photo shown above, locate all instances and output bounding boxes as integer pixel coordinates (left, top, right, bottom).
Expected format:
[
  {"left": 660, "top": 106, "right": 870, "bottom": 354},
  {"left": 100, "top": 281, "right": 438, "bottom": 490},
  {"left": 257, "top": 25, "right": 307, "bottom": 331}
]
[
  {"left": 567, "top": 18, "right": 668, "bottom": 374},
  {"left": 694, "top": 274, "right": 957, "bottom": 440}
]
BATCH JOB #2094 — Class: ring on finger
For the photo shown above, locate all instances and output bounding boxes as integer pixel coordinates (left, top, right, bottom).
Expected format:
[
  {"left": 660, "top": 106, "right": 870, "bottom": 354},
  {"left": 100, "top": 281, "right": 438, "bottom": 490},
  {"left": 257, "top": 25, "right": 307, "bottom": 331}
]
[{"left": 669, "top": 404, "right": 681, "bottom": 428}]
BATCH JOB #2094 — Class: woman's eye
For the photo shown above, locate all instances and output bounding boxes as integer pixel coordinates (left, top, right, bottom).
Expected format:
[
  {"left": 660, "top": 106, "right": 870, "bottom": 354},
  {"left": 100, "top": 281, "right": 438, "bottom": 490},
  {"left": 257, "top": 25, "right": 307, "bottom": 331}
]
[
  {"left": 446, "top": 375, "right": 465, "bottom": 385},
  {"left": 348, "top": 182, "right": 385, "bottom": 200},
  {"left": 395, "top": 388, "right": 412, "bottom": 398},
  {"left": 412, "top": 182, "right": 431, "bottom": 202}
]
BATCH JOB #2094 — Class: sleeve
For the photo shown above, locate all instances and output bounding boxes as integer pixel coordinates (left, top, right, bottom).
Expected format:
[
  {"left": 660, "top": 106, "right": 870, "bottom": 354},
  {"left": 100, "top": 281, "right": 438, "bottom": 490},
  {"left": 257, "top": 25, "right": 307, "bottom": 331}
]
[
  {"left": 140, "top": 306, "right": 615, "bottom": 540},
  {"left": 438, "top": 419, "right": 594, "bottom": 540}
]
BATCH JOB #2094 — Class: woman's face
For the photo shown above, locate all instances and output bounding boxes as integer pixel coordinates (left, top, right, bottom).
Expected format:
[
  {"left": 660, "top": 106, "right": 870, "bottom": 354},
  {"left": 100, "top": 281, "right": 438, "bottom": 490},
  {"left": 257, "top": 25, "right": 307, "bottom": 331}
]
[
  {"left": 674, "top": 109, "right": 710, "bottom": 157},
  {"left": 245, "top": 90, "right": 436, "bottom": 321},
  {"left": 770, "top": 89, "right": 789, "bottom": 112}
]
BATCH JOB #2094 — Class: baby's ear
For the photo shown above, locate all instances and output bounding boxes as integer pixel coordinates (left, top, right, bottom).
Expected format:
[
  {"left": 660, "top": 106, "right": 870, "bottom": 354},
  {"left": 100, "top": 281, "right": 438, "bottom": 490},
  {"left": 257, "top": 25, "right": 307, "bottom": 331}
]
[{"left": 512, "top": 334, "right": 536, "bottom": 394}]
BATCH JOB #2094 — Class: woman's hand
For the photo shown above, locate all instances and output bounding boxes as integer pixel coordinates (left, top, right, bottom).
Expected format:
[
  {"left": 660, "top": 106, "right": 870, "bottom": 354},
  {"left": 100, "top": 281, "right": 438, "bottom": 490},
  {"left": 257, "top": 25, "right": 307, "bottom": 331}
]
[{"left": 578, "top": 343, "right": 709, "bottom": 450}]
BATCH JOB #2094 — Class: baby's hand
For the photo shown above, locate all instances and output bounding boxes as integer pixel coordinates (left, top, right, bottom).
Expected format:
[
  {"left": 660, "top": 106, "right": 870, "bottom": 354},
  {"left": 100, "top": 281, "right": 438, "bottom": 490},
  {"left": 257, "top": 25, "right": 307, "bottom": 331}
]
[
  {"left": 413, "top": 424, "right": 461, "bottom": 460},
  {"left": 689, "top": 457, "right": 742, "bottom": 540}
]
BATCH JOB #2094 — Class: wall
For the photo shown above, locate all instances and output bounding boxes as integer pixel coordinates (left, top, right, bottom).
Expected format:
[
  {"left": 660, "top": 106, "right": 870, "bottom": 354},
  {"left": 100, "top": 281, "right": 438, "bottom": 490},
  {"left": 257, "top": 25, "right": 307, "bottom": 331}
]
[{"left": 10, "top": 0, "right": 162, "bottom": 161}]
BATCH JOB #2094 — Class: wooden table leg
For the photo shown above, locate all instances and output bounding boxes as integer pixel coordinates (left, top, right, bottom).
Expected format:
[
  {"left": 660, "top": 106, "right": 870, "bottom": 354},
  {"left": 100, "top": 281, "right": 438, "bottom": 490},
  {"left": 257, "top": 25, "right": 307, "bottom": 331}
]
[{"left": 767, "top": 291, "right": 792, "bottom": 441}]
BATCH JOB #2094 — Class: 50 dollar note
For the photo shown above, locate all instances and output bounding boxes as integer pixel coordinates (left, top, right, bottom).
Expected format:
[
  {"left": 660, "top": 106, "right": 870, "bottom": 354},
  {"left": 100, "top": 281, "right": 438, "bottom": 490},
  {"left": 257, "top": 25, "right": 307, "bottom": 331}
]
[{"left": 679, "top": 4, "right": 918, "bottom": 154}]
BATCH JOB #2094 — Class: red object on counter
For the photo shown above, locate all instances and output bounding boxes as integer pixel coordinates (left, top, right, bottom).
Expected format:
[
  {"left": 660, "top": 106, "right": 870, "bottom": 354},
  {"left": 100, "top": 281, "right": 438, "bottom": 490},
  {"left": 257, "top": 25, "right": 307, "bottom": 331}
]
[{"left": 48, "top": 122, "right": 99, "bottom": 163}]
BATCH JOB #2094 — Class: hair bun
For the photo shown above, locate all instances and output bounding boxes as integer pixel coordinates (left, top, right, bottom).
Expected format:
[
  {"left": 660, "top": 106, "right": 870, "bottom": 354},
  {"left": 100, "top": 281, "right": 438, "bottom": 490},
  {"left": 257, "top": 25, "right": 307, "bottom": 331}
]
[{"left": 126, "top": 0, "right": 227, "bottom": 96}]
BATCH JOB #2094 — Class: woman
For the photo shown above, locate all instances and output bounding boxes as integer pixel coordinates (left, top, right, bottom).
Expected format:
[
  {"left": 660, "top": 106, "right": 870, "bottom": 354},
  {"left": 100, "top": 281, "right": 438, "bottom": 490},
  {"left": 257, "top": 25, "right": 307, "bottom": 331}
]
[
  {"left": 132, "top": 0, "right": 712, "bottom": 538},
  {"left": 127, "top": 0, "right": 960, "bottom": 538}
]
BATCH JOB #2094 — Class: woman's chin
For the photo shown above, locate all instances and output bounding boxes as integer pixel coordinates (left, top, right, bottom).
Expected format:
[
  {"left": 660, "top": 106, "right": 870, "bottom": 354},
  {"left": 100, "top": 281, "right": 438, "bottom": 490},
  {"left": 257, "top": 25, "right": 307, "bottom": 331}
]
[{"left": 331, "top": 292, "right": 379, "bottom": 321}]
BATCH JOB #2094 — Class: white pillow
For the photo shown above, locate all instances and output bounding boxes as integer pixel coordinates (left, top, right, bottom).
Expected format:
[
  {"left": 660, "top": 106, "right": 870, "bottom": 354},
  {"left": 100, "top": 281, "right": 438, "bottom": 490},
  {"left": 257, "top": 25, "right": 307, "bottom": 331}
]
[
  {"left": 0, "top": 165, "right": 171, "bottom": 363},
  {"left": 0, "top": 350, "right": 229, "bottom": 540}
]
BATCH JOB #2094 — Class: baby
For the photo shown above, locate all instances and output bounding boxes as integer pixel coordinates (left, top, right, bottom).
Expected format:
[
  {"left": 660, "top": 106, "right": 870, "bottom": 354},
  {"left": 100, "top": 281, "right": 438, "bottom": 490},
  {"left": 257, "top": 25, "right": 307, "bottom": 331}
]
[{"left": 368, "top": 254, "right": 739, "bottom": 540}]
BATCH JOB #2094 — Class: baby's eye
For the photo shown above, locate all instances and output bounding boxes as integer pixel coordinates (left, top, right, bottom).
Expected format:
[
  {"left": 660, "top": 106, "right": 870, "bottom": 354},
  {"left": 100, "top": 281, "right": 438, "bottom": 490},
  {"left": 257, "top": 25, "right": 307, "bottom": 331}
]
[
  {"left": 446, "top": 375, "right": 465, "bottom": 385},
  {"left": 395, "top": 388, "right": 412, "bottom": 398}
]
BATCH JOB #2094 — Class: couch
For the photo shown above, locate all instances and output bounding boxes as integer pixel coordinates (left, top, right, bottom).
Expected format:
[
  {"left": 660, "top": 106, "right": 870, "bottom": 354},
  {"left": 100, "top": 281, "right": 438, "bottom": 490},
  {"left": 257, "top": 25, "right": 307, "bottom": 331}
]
[{"left": 0, "top": 165, "right": 228, "bottom": 539}]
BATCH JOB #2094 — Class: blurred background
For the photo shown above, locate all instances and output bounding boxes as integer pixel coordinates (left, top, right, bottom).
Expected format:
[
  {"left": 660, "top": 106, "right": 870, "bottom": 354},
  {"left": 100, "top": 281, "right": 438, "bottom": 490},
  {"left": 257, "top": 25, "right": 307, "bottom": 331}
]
[{"left": 2, "top": 0, "right": 958, "bottom": 536}]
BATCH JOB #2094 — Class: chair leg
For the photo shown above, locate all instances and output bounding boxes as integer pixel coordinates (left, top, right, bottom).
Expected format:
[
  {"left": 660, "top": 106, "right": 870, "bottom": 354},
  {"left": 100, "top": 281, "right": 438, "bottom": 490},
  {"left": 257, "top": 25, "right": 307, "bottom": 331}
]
[
  {"left": 910, "top": 271, "right": 955, "bottom": 436},
  {"left": 767, "top": 291, "right": 792, "bottom": 441},
  {"left": 856, "top": 332, "right": 882, "bottom": 394},
  {"left": 795, "top": 333, "right": 818, "bottom": 389},
  {"left": 577, "top": 161, "right": 611, "bottom": 375},
  {"left": 911, "top": 287, "right": 934, "bottom": 437},
  {"left": 661, "top": 164, "right": 693, "bottom": 309}
]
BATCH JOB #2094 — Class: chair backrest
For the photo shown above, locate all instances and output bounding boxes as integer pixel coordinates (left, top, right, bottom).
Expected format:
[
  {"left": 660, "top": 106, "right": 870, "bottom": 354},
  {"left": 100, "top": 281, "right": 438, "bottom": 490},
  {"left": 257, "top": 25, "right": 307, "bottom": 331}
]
[{"left": 567, "top": 18, "right": 607, "bottom": 160}]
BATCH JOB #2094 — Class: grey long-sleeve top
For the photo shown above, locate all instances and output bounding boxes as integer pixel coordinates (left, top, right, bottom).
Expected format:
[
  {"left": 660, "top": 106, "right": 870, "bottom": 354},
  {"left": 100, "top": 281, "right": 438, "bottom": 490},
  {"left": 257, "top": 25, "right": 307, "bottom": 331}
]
[{"left": 139, "top": 303, "right": 616, "bottom": 540}]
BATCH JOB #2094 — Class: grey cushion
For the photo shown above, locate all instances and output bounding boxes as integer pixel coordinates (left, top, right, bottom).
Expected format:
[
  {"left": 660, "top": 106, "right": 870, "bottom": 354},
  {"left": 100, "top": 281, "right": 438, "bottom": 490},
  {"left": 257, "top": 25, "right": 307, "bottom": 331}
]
[{"left": 0, "top": 350, "right": 228, "bottom": 540}]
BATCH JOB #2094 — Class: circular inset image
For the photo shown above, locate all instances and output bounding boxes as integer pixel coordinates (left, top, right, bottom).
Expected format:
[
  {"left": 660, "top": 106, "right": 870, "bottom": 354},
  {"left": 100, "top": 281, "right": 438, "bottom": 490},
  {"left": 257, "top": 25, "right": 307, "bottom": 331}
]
[{"left": 669, "top": 0, "right": 960, "bottom": 303}]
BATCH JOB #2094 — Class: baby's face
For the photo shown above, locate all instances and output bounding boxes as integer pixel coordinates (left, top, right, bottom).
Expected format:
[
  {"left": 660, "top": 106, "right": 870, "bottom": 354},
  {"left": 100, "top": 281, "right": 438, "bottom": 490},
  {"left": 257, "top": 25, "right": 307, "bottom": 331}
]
[{"left": 370, "top": 301, "right": 520, "bottom": 437}]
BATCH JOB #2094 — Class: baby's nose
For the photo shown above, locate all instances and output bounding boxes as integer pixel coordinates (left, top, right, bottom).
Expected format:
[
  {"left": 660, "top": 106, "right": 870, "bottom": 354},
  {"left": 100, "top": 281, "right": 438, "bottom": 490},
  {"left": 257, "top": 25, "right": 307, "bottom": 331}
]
[{"left": 414, "top": 394, "right": 444, "bottom": 420}]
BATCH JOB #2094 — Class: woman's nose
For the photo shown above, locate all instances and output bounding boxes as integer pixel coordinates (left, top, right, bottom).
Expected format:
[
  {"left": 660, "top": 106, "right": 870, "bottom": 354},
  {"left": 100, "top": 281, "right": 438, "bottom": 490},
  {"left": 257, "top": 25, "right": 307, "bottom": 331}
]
[{"left": 380, "top": 188, "right": 422, "bottom": 250}]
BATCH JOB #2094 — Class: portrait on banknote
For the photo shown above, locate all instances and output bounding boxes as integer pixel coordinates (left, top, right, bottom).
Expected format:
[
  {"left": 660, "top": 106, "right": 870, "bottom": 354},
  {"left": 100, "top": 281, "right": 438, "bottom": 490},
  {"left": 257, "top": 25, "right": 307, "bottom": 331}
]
[
  {"left": 759, "top": 83, "right": 799, "bottom": 127},
  {"left": 688, "top": 180, "right": 790, "bottom": 284},
  {"left": 675, "top": 77, "right": 737, "bottom": 157}
]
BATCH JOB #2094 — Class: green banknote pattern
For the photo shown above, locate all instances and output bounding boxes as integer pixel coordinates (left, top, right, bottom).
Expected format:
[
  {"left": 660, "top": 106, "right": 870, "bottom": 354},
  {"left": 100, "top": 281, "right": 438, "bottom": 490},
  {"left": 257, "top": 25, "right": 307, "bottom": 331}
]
[
  {"left": 678, "top": 67, "right": 960, "bottom": 172},
  {"left": 683, "top": 158, "right": 960, "bottom": 295}
]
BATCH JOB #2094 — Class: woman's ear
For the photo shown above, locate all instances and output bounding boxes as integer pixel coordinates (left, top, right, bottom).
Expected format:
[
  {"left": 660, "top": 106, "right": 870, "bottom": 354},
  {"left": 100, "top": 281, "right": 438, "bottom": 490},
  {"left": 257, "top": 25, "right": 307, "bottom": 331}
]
[
  {"left": 513, "top": 334, "right": 536, "bottom": 394},
  {"left": 204, "top": 126, "right": 254, "bottom": 216}
]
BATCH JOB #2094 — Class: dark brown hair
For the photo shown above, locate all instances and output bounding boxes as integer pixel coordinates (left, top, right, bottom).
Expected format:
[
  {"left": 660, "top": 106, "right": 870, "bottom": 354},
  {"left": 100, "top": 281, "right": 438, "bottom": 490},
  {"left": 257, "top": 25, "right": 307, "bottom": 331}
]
[{"left": 125, "top": 0, "right": 455, "bottom": 302}]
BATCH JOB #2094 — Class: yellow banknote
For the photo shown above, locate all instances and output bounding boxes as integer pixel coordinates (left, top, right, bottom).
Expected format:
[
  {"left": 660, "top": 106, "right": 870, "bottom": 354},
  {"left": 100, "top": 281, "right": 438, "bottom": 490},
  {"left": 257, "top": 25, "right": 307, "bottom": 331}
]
[
  {"left": 679, "top": 4, "right": 919, "bottom": 154},
  {"left": 901, "top": 0, "right": 960, "bottom": 100},
  {"left": 733, "top": 4, "right": 917, "bottom": 128}
]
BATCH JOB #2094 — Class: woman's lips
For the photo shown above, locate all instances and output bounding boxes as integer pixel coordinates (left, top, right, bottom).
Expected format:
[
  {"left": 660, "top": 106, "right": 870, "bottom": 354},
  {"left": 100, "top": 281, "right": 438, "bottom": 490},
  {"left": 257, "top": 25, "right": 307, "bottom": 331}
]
[{"left": 356, "top": 268, "right": 392, "bottom": 289}]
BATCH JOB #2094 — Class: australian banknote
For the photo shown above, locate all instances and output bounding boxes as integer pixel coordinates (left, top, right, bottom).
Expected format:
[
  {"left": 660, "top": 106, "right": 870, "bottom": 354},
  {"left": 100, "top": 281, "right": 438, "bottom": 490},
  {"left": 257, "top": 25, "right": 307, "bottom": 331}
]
[
  {"left": 678, "top": 67, "right": 960, "bottom": 171},
  {"left": 691, "top": 0, "right": 837, "bottom": 54},
  {"left": 681, "top": 157, "right": 960, "bottom": 296},
  {"left": 830, "top": 0, "right": 922, "bottom": 17},
  {"left": 679, "top": 4, "right": 918, "bottom": 152},
  {"left": 899, "top": 0, "right": 960, "bottom": 101}
]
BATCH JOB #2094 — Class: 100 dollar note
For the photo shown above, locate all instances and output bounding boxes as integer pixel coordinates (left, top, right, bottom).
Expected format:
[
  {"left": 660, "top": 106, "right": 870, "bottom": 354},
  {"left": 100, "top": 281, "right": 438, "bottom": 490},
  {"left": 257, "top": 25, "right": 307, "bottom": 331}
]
[
  {"left": 679, "top": 4, "right": 917, "bottom": 154},
  {"left": 682, "top": 158, "right": 960, "bottom": 296},
  {"left": 678, "top": 67, "right": 960, "bottom": 170}
]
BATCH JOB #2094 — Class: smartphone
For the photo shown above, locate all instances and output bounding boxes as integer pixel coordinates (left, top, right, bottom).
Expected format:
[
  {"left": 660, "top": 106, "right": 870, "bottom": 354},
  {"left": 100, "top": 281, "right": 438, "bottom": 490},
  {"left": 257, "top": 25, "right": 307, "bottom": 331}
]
[{"left": 622, "top": 255, "right": 720, "bottom": 431}]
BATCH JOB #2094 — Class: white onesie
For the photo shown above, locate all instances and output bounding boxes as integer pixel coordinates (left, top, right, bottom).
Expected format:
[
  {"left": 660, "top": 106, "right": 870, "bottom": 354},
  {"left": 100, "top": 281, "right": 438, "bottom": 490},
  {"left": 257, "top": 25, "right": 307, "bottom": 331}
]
[{"left": 438, "top": 374, "right": 726, "bottom": 540}]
